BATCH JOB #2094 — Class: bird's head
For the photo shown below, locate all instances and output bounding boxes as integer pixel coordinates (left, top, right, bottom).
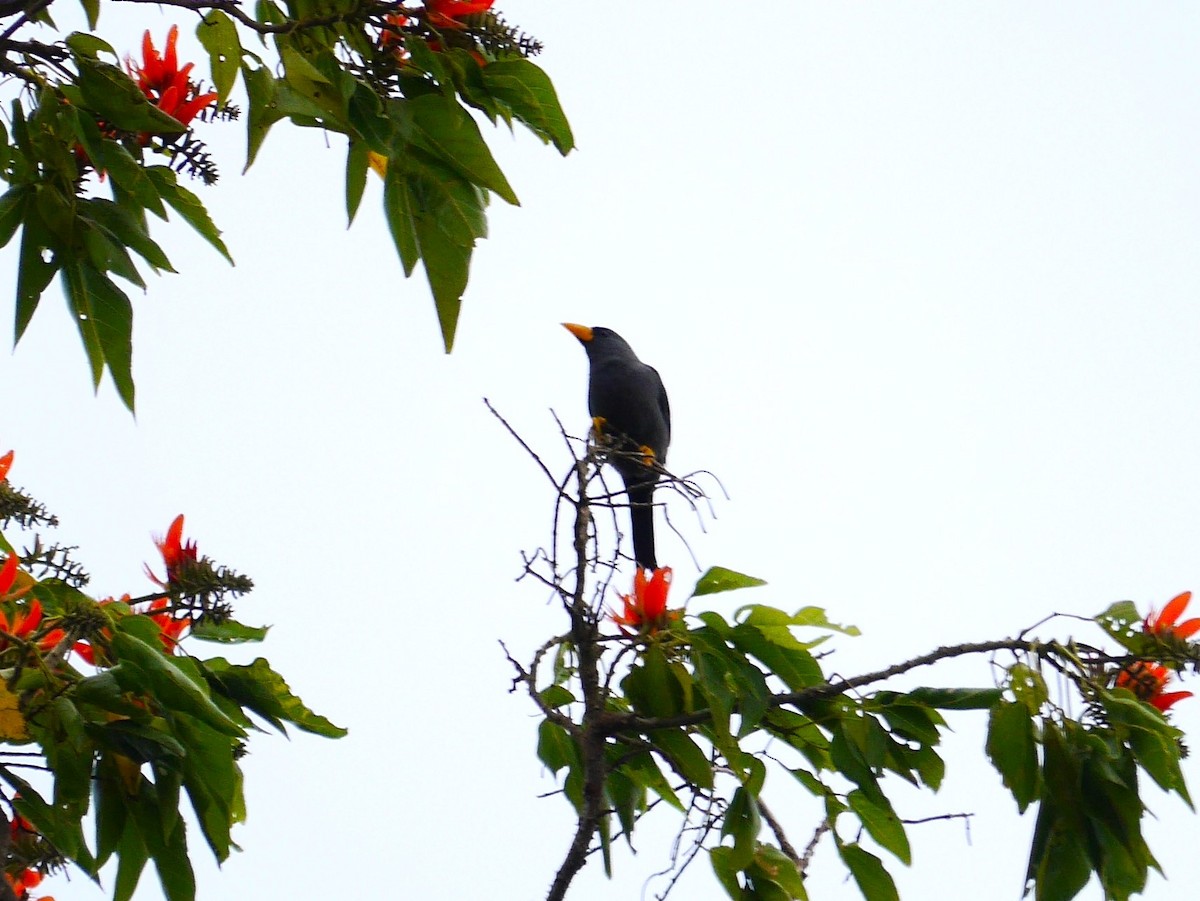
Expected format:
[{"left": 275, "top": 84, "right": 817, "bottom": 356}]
[{"left": 562, "top": 323, "right": 635, "bottom": 359}]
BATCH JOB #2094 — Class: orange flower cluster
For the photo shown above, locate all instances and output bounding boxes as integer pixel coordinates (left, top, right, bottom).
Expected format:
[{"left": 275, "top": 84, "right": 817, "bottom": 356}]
[
  {"left": 144, "top": 514, "right": 198, "bottom": 588},
  {"left": 0, "top": 552, "right": 63, "bottom": 654},
  {"left": 0, "top": 450, "right": 12, "bottom": 481},
  {"left": 5, "top": 813, "right": 52, "bottom": 900},
  {"left": 1143, "top": 590, "right": 1200, "bottom": 640},
  {"left": 1115, "top": 591, "right": 1199, "bottom": 712},
  {"left": 4, "top": 866, "right": 51, "bottom": 901},
  {"left": 425, "top": 0, "right": 494, "bottom": 29},
  {"left": 75, "top": 515, "right": 194, "bottom": 665},
  {"left": 1116, "top": 661, "right": 1191, "bottom": 712},
  {"left": 127, "top": 26, "right": 217, "bottom": 129},
  {"left": 612, "top": 567, "right": 678, "bottom": 636}
]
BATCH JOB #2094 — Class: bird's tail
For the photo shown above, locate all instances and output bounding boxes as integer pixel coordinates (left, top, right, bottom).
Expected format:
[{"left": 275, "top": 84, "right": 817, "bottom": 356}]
[{"left": 626, "top": 481, "right": 658, "bottom": 571}]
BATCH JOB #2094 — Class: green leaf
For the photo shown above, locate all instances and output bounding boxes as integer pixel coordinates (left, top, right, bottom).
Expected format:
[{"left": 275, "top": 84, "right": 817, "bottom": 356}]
[
  {"left": 197, "top": 12, "right": 241, "bottom": 102},
  {"left": 110, "top": 630, "right": 245, "bottom": 737},
  {"left": 1027, "top": 806, "right": 1091, "bottom": 901},
  {"left": 241, "top": 64, "right": 284, "bottom": 171},
  {"left": 82, "top": 220, "right": 145, "bottom": 287},
  {"left": 190, "top": 619, "right": 269, "bottom": 643},
  {"left": 875, "top": 700, "right": 941, "bottom": 746},
  {"left": 1095, "top": 600, "right": 1143, "bottom": 653},
  {"left": 383, "top": 163, "right": 419, "bottom": 276},
  {"left": 145, "top": 167, "right": 233, "bottom": 263},
  {"left": 721, "top": 786, "right": 761, "bottom": 870},
  {"left": 278, "top": 45, "right": 349, "bottom": 129},
  {"left": 623, "top": 645, "right": 683, "bottom": 718},
  {"left": 837, "top": 842, "right": 899, "bottom": 901},
  {"left": 623, "top": 750, "right": 684, "bottom": 812},
  {"left": 538, "top": 684, "right": 575, "bottom": 709},
  {"left": 1102, "top": 690, "right": 1191, "bottom": 805},
  {"left": 904, "top": 686, "right": 1002, "bottom": 710},
  {"left": 1010, "top": 662, "right": 1050, "bottom": 712},
  {"left": 149, "top": 790, "right": 196, "bottom": 901},
  {"left": 0, "top": 185, "right": 28, "bottom": 249},
  {"left": 480, "top": 58, "right": 574, "bottom": 154},
  {"left": 74, "top": 54, "right": 186, "bottom": 134},
  {"left": 347, "top": 83, "right": 393, "bottom": 154},
  {"left": 202, "top": 657, "right": 346, "bottom": 738},
  {"left": 730, "top": 622, "right": 822, "bottom": 694},
  {"left": 94, "top": 756, "right": 128, "bottom": 868},
  {"left": 65, "top": 32, "right": 114, "bottom": 57},
  {"left": 346, "top": 140, "right": 369, "bottom": 227},
  {"left": 829, "top": 718, "right": 882, "bottom": 800},
  {"left": 409, "top": 94, "right": 519, "bottom": 204},
  {"left": 14, "top": 208, "right": 57, "bottom": 344},
  {"left": 710, "top": 846, "right": 744, "bottom": 900},
  {"left": 416, "top": 196, "right": 471, "bottom": 353},
  {"left": 848, "top": 790, "right": 910, "bottom": 865},
  {"left": 175, "top": 714, "right": 240, "bottom": 861},
  {"left": 537, "top": 719, "right": 575, "bottom": 773},
  {"left": 604, "top": 766, "right": 642, "bottom": 843},
  {"left": 96, "top": 719, "right": 187, "bottom": 763},
  {"left": 693, "top": 566, "right": 767, "bottom": 597},
  {"left": 92, "top": 140, "right": 166, "bottom": 218},
  {"left": 77, "top": 0, "right": 99, "bottom": 29},
  {"left": 752, "top": 845, "right": 809, "bottom": 898},
  {"left": 83, "top": 198, "right": 175, "bottom": 273},
  {"left": 650, "top": 728, "right": 713, "bottom": 789},
  {"left": 61, "top": 261, "right": 136, "bottom": 410},
  {"left": 113, "top": 814, "right": 150, "bottom": 901},
  {"left": 2, "top": 775, "right": 72, "bottom": 858},
  {"left": 986, "top": 700, "right": 1039, "bottom": 812}
]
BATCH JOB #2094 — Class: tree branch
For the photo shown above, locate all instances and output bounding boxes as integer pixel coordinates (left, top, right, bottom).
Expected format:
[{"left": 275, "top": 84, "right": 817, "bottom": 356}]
[
  {"left": 545, "top": 458, "right": 607, "bottom": 901},
  {"left": 602, "top": 639, "right": 1045, "bottom": 735}
]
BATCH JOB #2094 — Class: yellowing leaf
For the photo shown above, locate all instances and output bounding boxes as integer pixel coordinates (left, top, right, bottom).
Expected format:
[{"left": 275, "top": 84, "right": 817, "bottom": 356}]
[{"left": 0, "top": 683, "right": 29, "bottom": 741}]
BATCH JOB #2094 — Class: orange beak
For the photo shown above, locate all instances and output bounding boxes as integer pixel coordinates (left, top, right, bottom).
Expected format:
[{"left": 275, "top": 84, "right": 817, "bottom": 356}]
[{"left": 562, "top": 322, "right": 593, "bottom": 343}]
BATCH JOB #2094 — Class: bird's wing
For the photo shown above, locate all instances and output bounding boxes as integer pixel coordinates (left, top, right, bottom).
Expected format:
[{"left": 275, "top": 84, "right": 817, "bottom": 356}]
[{"left": 650, "top": 366, "right": 671, "bottom": 453}]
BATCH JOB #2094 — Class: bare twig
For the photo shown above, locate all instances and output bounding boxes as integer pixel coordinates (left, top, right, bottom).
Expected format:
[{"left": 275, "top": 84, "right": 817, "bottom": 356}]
[
  {"left": 757, "top": 797, "right": 801, "bottom": 864},
  {"left": 798, "top": 818, "right": 832, "bottom": 876}
]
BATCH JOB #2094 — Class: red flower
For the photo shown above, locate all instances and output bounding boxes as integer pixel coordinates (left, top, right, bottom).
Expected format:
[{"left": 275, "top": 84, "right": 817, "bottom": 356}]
[
  {"left": 0, "top": 559, "right": 64, "bottom": 652},
  {"left": 1116, "top": 660, "right": 1193, "bottom": 712},
  {"left": 74, "top": 594, "right": 188, "bottom": 666},
  {"left": 127, "top": 27, "right": 217, "bottom": 128},
  {"left": 380, "top": 12, "right": 410, "bottom": 51},
  {"left": 0, "top": 450, "right": 12, "bottom": 481},
  {"left": 4, "top": 865, "right": 53, "bottom": 901},
  {"left": 424, "top": 0, "right": 494, "bottom": 28},
  {"left": 1144, "top": 591, "right": 1200, "bottom": 641},
  {"left": 0, "top": 556, "right": 18, "bottom": 598},
  {"left": 611, "top": 567, "right": 677, "bottom": 635},
  {"left": 144, "top": 514, "right": 198, "bottom": 588},
  {"left": 0, "top": 556, "right": 32, "bottom": 602},
  {"left": 0, "top": 599, "right": 65, "bottom": 653},
  {"left": 147, "top": 597, "right": 189, "bottom": 653}
]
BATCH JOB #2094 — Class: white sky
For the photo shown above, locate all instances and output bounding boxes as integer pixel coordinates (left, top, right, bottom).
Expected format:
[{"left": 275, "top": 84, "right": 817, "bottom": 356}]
[{"left": 3, "top": 2, "right": 1200, "bottom": 899}]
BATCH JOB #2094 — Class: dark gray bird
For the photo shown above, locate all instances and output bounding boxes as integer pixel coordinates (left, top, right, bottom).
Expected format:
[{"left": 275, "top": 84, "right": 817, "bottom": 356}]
[{"left": 563, "top": 323, "right": 671, "bottom": 570}]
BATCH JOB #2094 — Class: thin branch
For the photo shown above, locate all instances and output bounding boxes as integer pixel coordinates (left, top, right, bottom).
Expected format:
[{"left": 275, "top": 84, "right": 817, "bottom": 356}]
[
  {"left": 545, "top": 456, "right": 608, "bottom": 901},
  {"left": 798, "top": 818, "right": 831, "bottom": 876},
  {"left": 603, "top": 639, "right": 1048, "bottom": 734},
  {"left": 486, "top": 398, "right": 563, "bottom": 493},
  {"left": 113, "top": 0, "right": 382, "bottom": 35},
  {"left": 757, "top": 797, "right": 801, "bottom": 864}
]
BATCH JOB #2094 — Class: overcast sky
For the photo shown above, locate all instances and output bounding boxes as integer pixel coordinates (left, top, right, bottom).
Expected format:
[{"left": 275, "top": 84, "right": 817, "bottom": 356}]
[{"left": 3, "top": 3, "right": 1200, "bottom": 899}]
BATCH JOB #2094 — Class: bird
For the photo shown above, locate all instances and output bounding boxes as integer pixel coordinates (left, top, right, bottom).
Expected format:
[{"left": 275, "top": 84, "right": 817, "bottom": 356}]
[{"left": 563, "top": 323, "right": 671, "bottom": 570}]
